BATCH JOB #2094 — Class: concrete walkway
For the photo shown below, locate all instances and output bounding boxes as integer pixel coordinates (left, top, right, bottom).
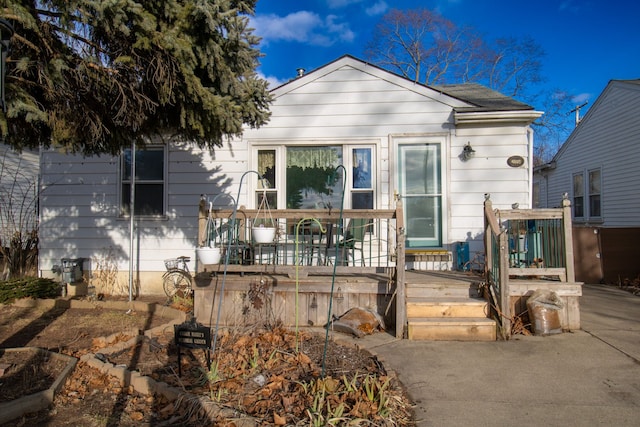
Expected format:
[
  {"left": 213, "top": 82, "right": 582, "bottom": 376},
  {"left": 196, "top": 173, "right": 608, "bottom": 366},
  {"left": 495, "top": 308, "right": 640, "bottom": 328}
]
[{"left": 352, "top": 284, "right": 640, "bottom": 426}]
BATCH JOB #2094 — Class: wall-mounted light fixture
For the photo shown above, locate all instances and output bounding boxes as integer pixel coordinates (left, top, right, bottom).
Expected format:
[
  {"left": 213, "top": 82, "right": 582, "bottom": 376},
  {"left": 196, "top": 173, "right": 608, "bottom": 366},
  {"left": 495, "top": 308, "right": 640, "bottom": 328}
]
[
  {"left": 460, "top": 142, "right": 475, "bottom": 162},
  {"left": 0, "top": 18, "right": 14, "bottom": 112}
]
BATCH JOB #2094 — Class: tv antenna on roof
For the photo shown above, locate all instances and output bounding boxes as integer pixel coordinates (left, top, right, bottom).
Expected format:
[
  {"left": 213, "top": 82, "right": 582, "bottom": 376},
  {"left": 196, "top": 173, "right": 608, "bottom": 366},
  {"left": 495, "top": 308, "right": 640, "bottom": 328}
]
[{"left": 569, "top": 101, "right": 588, "bottom": 127}]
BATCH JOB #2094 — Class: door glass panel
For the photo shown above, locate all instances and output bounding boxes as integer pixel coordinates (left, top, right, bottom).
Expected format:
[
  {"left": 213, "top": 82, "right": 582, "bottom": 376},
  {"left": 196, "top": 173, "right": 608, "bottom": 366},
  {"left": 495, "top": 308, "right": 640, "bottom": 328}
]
[{"left": 399, "top": 144, "right": 442, "bottom": 247}]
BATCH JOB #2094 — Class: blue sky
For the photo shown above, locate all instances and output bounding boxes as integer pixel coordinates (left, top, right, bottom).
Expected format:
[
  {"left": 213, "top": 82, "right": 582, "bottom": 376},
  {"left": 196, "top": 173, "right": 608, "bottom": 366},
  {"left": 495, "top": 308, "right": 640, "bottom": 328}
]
[{"left": 251, "top": 0, "right": 640, "bottom": 116}]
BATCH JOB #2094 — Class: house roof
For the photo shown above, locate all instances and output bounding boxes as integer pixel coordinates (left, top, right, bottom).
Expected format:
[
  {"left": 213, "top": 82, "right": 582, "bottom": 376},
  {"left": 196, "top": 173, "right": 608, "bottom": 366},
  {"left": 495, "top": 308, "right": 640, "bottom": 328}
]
[
  {"left": 273, "top": 54, "right": 536, "bottom": 112},
  {"left": 431, "top": 83, "right": 534, "bottom": 112}
]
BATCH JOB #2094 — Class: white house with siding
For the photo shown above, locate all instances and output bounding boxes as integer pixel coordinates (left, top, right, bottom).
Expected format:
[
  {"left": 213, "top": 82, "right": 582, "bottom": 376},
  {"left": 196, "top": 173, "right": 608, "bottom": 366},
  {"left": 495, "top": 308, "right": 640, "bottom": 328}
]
[{"left": 37, "top": 55, "right": 542, "bottom": 295}]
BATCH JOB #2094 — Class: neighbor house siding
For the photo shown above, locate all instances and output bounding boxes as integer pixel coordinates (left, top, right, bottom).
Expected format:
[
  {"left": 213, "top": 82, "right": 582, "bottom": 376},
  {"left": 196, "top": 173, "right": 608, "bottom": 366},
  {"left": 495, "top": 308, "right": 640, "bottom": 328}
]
[{"left": 544, "top": 81, "right": 640, "bottom": 226}]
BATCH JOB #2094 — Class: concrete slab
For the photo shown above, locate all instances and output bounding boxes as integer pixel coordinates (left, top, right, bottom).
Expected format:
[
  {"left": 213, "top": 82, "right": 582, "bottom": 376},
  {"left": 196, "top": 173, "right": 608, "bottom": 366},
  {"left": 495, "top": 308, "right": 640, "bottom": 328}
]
[
  {"left": 581, "top": 284, "right": 640, "bottom": 361},
  {"left": 338, "top": 283, "right": 640, "bottom": 426}
]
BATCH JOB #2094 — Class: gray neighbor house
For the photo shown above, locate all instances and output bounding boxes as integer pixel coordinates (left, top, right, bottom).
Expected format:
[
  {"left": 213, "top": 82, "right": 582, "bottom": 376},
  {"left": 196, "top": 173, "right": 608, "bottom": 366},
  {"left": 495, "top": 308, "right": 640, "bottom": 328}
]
[{"left": 534, "top": 79, "right": 640, "bottom": 284}]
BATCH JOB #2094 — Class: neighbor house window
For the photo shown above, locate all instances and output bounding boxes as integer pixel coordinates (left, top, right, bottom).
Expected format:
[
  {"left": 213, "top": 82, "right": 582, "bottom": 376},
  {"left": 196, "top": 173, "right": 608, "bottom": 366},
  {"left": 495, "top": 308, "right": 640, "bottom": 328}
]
[
  {"left": 121, "top": 145, "right": 166, "bottom": 216},
  {"left": 572, "top": 173, "right": 584, "bottom": 218},
  {"left": 588, "top": 168, "right": 601, "bottom": 218}
]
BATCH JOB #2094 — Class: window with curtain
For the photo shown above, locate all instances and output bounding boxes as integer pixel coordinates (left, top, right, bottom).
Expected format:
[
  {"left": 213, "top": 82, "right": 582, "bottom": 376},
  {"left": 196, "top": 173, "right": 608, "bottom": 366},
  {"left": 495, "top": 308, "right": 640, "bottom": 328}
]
[
  {"left": 257, "top": 149, "right": 278, "bottom": 208},
  {"left": 121, "top": 146, "right": 165, "bottom": 216},
  {"left": 285, "top": 146, "right": 343, "bottom": 209},
  {"left": 253, "top": 144, "right": 375, "bottom": 210}
]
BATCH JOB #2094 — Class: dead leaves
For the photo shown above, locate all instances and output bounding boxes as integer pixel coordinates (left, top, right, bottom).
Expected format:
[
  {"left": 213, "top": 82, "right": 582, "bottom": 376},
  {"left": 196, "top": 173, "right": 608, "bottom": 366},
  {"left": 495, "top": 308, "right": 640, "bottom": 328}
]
[
  {"left": 52, "top": 325, "right": 412, "bottom": 426},
  {"left": 273, "top": 411, "right": 286, "bottom": 425},
  {"left": 187, "top": 327, "right": 414, "bottom": 425}
]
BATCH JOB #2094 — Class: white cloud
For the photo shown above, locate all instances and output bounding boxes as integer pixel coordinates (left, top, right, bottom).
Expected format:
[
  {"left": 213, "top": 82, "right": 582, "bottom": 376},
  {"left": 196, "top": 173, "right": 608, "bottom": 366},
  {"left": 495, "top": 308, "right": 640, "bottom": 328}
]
[
  {"left": 326, "top": 15, "right": 355, "bottom": 43},
  {"left": 365, "top": 1, "right": 388, "bottom": 16},
  {"left": 258, "top": 71, "right": 287, "bottom": 89},
  {"left": 572, "top": 93, "right": 591, "bottom": 104},
  {"left": 252, "top": 11, "right": 322, "bottom": 44},
  {"left": 252, "top": 11, "right": 354, "bottom": 47}
]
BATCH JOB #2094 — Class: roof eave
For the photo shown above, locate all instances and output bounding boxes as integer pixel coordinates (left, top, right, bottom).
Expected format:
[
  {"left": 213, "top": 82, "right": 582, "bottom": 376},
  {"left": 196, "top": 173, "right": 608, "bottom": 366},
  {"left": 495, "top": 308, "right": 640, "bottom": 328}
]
[{"left": 454, "top": 110, "right": 544, "bottom": 125}]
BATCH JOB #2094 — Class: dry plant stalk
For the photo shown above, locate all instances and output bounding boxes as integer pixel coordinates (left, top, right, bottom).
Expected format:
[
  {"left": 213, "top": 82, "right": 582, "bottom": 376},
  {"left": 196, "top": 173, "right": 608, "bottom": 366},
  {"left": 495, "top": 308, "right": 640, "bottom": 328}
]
[{"left": 91, "top": 247, "right": 124, "bottom": 295}]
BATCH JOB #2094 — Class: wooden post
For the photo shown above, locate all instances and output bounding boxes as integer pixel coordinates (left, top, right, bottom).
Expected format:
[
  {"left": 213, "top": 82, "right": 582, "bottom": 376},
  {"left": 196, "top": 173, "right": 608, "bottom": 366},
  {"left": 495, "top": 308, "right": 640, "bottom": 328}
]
[
  {"left": 394, "top": 197, "right": 406, "bottom": 339},
  {"left": 562, "top": 195, "right": 576, "bottom": 283},
  {"left": 483, "top": 195, "right": 495, "bottom": 279},
  {"left": 498, "top": 231, "right": 511, "bottom": 338}
]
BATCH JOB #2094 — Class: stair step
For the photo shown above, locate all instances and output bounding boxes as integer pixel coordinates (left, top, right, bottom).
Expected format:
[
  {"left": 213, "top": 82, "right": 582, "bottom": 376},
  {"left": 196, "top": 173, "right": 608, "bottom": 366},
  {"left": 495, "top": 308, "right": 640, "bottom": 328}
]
[
  {"left": 408, "top": 317, "right": 497, "bottom": 341},
  {"left": 407, "top": 298, "right": 489, "bottom": 318},
  {"left": 406, "top": 283, "right": 482, "bottom": 299}
]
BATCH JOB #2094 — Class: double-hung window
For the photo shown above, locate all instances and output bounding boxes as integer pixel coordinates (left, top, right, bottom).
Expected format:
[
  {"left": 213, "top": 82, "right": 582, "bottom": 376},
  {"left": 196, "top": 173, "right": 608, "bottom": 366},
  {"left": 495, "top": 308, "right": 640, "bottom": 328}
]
[
  {"left": 121, "top": 145, "right": 166, "bottom": 217},
  {"left": 572, "top": 167, "right": 602, "bottom": 221}
]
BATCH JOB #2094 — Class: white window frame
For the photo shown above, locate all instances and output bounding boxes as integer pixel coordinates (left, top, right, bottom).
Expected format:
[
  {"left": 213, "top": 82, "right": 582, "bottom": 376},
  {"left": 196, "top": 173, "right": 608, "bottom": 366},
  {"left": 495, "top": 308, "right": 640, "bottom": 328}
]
[
  {"left": 250, "top": 142, "right": 377, "bottom": 210},
  {"left": 572, "top": 167, "right": 603, "bottom": 222}
]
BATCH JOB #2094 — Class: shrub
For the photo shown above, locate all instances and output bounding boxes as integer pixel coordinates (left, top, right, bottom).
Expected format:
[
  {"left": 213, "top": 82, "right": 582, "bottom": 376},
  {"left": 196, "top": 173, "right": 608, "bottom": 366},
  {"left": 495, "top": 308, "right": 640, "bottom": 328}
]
[{"left": 0, "top": 277, "right": 60, "bottom": 304}]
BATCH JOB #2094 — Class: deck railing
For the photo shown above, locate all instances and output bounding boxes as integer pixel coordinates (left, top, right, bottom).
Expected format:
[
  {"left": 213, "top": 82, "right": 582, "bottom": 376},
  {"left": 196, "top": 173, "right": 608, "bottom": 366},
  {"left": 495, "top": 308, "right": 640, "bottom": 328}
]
[
  {"left": 197, "top": 199, "right": 407, "bottom": 337},
  {"left": 484, "top": 194, "right": 575, "bottom": 338}
]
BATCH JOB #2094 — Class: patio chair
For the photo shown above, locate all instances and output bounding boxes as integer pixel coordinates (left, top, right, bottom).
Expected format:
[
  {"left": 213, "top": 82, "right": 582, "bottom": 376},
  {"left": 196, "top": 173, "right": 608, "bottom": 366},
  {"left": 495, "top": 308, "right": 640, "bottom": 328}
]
[
  {"left": 335, "top": 218, "right": 368, "bottom": 266},
  {"left": 295, "top": 219, "right": 330, "bottom": 265}
]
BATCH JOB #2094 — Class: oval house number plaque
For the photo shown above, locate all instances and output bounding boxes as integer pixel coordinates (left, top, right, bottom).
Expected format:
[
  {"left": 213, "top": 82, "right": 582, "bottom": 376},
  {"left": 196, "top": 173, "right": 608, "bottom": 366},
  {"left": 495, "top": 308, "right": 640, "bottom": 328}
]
[{"left": 507, "top": 155, "right": 525, "bottom": 167}]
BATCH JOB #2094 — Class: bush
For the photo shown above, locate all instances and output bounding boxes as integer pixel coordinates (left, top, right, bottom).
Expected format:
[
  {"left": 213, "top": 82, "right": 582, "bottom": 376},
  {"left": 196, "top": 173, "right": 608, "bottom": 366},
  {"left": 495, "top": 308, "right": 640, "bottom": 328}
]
[{"left": 0, "top": 277, "right": 60, "bottom": 304}]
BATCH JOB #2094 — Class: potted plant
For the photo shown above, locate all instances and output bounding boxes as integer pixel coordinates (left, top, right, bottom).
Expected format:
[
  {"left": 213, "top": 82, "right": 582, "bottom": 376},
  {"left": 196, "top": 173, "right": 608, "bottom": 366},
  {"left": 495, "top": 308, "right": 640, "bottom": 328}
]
[
  {"left": 196, "top": 203, "right": 222, "bottom": 264},
  {"left": 252, "top": 191, "right": 277, "bottom": 244},
  {"left": 252, "top": 218, "right": 277, "bottom": 244}
]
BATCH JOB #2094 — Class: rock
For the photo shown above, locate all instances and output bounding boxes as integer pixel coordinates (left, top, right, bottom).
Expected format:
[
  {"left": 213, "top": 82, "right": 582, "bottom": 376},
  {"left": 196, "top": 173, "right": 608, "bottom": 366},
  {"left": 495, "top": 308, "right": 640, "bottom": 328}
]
[{"left": 327, "top": 307, "right": 385, "bottom": 338}]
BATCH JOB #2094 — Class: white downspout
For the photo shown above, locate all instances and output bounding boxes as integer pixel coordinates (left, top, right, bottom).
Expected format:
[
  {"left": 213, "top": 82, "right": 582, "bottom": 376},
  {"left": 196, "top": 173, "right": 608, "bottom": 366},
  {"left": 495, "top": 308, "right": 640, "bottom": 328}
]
[
  {"left": 128, "top": 142, "right": 135, "bottom": 306},
  {"left": 527, "top": 127, "right": 534, "bottom": 208}
]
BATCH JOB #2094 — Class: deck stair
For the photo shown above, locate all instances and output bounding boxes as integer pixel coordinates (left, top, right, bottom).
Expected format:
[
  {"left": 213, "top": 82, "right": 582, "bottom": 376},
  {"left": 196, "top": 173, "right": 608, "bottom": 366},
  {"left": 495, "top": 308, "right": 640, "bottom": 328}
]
[{"left": 405, "top": 272, "right": 496, "bottom": 341}]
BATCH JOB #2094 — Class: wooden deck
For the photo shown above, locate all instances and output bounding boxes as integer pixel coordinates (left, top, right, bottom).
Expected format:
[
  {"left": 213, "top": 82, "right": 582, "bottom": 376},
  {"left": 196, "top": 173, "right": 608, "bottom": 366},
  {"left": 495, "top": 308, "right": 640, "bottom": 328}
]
[{"left": 192, "top": 269, "right": 494, "bottom": 340}]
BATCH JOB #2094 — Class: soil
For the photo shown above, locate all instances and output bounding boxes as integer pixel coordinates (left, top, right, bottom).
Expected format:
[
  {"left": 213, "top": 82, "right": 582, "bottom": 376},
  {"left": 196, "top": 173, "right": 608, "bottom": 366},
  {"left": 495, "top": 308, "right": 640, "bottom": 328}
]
[
  {"left": 0, "top": 297, "right": 415, "bottom": 426},
  {"left": 0, "top": 349, "right": 69, "bottom": 402}
]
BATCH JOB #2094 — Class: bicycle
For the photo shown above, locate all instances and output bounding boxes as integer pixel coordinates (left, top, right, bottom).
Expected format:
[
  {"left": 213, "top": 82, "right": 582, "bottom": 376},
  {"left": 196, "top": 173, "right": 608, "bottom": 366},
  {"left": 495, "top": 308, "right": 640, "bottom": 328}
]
[{"left": 163, "top": 256, "right": 193, "bottom": 298}]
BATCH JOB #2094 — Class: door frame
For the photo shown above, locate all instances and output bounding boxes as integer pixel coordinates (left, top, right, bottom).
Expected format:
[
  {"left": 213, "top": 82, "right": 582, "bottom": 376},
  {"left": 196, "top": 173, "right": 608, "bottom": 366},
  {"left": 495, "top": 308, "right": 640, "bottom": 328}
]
[{"left": 390, "top": 133, "right": 449, "bottom": 249}]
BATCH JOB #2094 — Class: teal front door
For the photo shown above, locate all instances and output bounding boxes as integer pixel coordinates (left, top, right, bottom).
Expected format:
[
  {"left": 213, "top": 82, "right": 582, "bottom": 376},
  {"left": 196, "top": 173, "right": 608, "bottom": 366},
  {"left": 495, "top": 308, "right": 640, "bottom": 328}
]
[{"left": 398, "top": 143, "right": 442, "bottom": 248}]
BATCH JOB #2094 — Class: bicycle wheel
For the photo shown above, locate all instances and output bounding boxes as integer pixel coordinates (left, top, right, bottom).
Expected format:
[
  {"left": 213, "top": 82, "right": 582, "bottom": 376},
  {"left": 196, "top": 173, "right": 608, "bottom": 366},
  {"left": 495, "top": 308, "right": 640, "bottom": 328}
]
[{"left": 163, "top": 270, "right": 192, "bottom": 298}]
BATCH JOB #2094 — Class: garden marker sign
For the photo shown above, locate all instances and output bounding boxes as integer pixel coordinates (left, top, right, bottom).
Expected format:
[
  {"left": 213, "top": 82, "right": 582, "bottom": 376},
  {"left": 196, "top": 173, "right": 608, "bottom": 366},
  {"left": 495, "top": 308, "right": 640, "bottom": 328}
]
[{"left": 174, "top": 317, "right": 212, "bottom": 376}]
